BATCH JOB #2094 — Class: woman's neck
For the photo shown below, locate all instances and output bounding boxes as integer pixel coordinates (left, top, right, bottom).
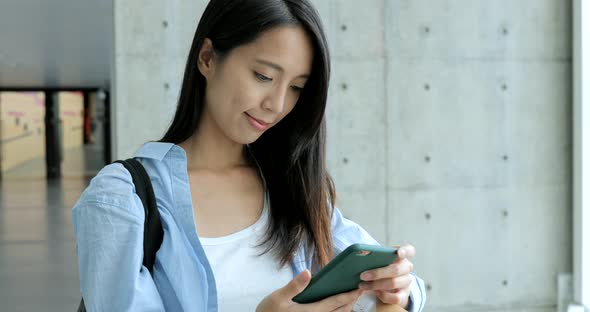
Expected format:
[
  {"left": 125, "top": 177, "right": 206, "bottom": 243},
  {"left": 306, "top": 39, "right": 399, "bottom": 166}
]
[{"left": 179, "top": 110, "right": 248, "bottom": 171}]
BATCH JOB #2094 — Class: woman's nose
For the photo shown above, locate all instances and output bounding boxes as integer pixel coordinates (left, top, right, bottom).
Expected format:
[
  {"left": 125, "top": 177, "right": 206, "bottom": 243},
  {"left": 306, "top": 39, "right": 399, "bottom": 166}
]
[{"left": 262, "top": 88, "right": 288, "bottom": 113}]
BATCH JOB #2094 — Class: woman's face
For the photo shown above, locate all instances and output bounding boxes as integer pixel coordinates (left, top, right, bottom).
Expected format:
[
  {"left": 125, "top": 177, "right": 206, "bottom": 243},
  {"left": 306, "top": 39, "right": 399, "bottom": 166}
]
[{"left": 199, "top": 25, "right": 314, "bottom": 144}]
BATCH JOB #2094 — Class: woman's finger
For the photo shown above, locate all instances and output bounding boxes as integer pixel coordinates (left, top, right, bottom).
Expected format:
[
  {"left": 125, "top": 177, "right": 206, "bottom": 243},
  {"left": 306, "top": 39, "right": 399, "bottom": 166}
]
[
  {"left": 361, "top": 259, "right": 414, "bottom": 281},
  {"left": 359, "top": 274, "right": 413, "bottom": 291},
  {"left": 305, "top": 288, "right": 363, "bottom": 311},
  {"left": 396, "top": 244, "right": 416, "bottom": 259},
  {"left": 376, "top": 289, "right": 409, "bottom": 305},
  {"left": 331, "top": 302, "right": 355, "bottom": 312}
]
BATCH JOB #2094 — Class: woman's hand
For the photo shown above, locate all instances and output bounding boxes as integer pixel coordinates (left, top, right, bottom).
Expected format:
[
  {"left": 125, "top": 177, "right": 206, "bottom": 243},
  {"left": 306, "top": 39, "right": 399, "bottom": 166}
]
[
  {"left": 357, "top": 244, "right": 416, "bottom": 308},
  {"left": 256, "top": 270, "right": 364, "bottom": 312}
]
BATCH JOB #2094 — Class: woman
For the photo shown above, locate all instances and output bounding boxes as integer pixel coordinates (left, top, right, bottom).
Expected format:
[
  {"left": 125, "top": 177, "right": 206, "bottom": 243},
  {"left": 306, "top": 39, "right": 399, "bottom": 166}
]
[{"left": 72, "top": 0, "right": 426, "bottom": 311}]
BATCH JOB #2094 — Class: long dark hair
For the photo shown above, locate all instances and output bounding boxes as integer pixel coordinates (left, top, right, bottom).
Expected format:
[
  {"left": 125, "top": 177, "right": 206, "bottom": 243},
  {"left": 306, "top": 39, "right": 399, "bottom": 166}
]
[{"left": 159, "top": 0, "right": 335, "bottom": 268}]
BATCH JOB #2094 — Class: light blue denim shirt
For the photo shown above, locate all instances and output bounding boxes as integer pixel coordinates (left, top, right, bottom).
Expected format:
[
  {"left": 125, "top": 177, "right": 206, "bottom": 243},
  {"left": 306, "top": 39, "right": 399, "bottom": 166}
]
[{"left": 72, "top": 142, "right": 426, "bottom": 311}]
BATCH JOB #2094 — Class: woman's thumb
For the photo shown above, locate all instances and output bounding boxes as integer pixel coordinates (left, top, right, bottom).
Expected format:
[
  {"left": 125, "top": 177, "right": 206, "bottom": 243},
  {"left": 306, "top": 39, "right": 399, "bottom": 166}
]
[{"left": 281, "top": 269, "right": 311, "bottom": 299}]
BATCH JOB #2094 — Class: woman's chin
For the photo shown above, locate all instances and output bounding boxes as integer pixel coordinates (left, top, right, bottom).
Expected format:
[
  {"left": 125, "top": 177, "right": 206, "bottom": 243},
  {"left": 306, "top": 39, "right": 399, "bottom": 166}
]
[{"left": 230, "top": 132, "right": 263, "bottom": 146}]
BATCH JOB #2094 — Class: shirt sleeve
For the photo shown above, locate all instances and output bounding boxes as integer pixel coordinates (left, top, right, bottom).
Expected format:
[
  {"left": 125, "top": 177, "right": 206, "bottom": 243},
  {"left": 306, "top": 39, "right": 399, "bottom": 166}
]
[
  {"left": 71, "top": 163, "right": 165, "bottom": 312},
  {"left": 330, "top": 206, "right": 427, "bottom": 312},
  {"left": 406, "top": 272, "right": 426, "bottom": 312}
]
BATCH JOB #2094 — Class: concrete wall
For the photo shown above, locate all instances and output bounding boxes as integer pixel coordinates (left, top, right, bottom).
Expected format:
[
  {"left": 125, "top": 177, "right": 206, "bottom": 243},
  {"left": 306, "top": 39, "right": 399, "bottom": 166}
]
[
  {"left": 113, "top": 1, "right": 208, "bottom": 158},
  {"left": 113, "top": 1, "right": 573, "bottom": 311}
]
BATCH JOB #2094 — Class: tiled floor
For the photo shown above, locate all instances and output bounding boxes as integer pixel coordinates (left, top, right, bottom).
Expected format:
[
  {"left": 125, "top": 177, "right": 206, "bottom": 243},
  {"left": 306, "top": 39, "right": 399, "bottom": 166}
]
[{"left": 0, "top": 145, "right": 103, "bottom": 311}]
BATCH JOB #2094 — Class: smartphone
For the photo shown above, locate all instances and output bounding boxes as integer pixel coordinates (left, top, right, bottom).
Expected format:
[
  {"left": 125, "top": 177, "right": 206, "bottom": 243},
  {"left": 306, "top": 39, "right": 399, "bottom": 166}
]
[{"left": 292, "top": 243, "right": 398, "bottom": 304}]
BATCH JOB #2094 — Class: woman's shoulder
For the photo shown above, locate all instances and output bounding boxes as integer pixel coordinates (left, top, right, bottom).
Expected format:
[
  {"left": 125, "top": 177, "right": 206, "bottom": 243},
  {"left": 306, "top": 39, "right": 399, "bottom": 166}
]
[
  {"left": 76, "top": 139, "right": 175, "bottom": 207},
  {"left": 72, "top": 141, "right": 180, "bottom": 219},
  {"left": 71, "top": 162, "right": 143, "bottom": 219},
  {"left": 86, "top": 162, "right": 135, "bottom": 198}
]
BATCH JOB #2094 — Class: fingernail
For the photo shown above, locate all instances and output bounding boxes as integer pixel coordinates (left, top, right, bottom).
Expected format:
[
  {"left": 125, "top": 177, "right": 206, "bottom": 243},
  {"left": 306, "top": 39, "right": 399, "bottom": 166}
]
[
  {"left": 361, "top": 272, "right": 371, "bottom": 281},
  {"left": 398, "top": 249, "right": 406, "bottom": 258},
  {"left": 297, "top": 270, "right": 310, "bottom": 283}
]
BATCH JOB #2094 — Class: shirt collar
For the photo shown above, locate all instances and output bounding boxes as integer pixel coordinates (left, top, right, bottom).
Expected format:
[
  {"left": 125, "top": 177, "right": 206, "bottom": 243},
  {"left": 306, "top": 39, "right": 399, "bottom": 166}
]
[{"left": 133, "top": 141, "right": 177, "bottom": 161}]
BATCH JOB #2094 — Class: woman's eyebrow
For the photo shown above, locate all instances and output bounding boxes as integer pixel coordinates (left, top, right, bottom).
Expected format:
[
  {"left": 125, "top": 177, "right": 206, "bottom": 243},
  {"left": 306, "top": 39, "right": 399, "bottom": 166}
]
[{"left": 255, "top": 59, "right": 309, "bottom": 79}]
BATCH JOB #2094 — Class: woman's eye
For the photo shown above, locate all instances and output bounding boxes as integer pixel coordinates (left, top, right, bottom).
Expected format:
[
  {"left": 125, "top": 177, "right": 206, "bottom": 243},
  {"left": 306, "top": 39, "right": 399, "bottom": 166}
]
[
  {"left": 291, "top": 86, "right": 304, "bottom": 92},
  {"left": 255, "top": 72, "right": 272, "bottom": 82}
]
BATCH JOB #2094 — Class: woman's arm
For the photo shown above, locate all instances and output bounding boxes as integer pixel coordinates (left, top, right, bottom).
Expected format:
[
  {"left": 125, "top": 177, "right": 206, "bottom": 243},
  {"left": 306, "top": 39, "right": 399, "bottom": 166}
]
[
  {"left": 72, "top": 163, "right": 164, "bottom": 311},
  {"left": 330, "top": 207, "right": 426, "bottom": 312}
]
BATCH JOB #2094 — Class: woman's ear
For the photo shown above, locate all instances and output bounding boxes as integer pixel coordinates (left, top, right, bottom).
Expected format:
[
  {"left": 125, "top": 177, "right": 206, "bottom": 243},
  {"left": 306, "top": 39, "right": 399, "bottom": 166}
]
[{"left": 198, "top": 38, "right": 216, "bottom": 79}]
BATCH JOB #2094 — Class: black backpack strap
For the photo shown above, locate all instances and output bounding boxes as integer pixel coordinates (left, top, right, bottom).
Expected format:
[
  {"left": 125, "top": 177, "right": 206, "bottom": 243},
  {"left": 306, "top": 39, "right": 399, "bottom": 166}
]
[{"left": 114, "top": 158, "right": 164, "bottom": 273}]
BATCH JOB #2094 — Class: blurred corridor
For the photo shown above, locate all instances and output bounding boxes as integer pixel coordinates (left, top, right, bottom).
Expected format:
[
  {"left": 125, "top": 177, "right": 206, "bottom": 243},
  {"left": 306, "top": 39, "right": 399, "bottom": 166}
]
[{"left": 0, "top": 177, "right": 89, "bottom": 311}]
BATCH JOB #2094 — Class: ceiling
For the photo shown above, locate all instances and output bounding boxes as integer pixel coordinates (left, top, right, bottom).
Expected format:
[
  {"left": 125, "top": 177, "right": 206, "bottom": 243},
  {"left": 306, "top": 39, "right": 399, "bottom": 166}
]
[{"left": 0, "top": 0, "right": 113, "bottom": 89}]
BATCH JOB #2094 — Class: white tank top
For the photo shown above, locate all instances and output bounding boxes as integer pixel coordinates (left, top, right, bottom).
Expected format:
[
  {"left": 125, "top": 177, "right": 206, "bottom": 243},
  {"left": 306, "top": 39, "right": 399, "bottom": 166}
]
[{"left": 198, "top": 192, "right": 294, "bottom": 312}]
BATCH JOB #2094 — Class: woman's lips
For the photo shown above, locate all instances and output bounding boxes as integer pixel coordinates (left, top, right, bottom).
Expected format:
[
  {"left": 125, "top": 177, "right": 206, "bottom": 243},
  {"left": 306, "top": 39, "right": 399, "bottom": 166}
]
[{"left": 245, "top": 113, "right": 269, "bottom": 131}]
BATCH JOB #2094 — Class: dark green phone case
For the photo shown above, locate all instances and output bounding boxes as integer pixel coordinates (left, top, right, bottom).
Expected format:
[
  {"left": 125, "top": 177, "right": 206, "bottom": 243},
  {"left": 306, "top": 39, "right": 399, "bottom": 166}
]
[{"left": 292, "top": 243, "right": 398, "bottom": 304}]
